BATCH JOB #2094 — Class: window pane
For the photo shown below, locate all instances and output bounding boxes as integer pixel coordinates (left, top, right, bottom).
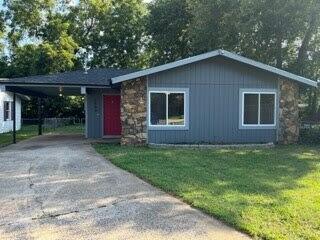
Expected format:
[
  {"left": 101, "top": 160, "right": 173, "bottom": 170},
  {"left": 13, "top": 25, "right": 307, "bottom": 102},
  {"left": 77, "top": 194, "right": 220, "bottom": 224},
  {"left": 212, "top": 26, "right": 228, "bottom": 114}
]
[
  {"left": 168, "top": 93, "right": 185, "bottom": 125},
  {"left": 244, "top": 94, "right": 259, "bottom": 124},
  {"left": 260, "top": 94, "right": 275, "bottom": 124},
  {"left": 150, "top": 93, "right": 166, "bottom": 125},
  {"left": 4, "top": 102, "right": 9, "bottom": 121}
]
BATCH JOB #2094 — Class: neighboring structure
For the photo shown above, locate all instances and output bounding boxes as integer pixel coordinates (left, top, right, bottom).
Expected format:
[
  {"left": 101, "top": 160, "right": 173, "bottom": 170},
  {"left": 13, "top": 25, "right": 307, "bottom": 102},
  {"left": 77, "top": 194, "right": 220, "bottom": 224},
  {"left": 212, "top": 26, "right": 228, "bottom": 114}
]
[
  {"left": 0, "top": 50, "right": 318, "bottom": 145},
  {"left": 0, "top": 91, "right": 22, "bottom": 134}
]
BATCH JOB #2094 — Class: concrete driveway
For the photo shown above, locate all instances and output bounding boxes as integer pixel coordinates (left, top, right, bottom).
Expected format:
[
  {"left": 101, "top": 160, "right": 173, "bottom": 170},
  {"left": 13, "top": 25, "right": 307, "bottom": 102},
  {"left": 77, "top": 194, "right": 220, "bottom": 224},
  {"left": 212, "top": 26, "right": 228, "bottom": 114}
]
[{"left": 0, "top": 134, "right": 250, "bottom": 240}]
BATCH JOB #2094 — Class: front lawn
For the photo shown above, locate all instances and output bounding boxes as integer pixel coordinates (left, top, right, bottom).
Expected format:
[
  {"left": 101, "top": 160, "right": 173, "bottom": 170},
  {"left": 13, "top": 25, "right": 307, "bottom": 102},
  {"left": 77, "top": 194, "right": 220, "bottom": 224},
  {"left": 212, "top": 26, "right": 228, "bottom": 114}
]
[
  {"left": 0, "top": 125, "right": 38, "bottom": 147},
  {"left": 94, "top": 144, "right": 320, "bottom": 240}
]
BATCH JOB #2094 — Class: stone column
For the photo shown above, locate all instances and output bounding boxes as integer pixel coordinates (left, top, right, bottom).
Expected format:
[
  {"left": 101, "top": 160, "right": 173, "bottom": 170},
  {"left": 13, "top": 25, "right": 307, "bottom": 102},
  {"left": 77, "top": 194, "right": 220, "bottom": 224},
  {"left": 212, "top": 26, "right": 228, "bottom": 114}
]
[
  {"left": 278, "top": 79, "right": 300, "bottom": 144},
  {"left": 120, "top": 77, "right": 147, "bottom": 145}
]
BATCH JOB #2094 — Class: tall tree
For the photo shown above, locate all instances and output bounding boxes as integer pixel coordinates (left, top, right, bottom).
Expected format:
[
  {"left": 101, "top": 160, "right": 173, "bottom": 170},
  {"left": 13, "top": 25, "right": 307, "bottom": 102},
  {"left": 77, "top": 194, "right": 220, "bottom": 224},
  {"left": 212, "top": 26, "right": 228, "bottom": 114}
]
[
  {"left": 146, "top": 0, "right": 192, "bottom": 65},
  {"left": 4, "top": 0, "right": 56, "bottom": 46},
  {"left": 0, "top": 10, "right": 8, "bottom": 77},
  {"left": 3, "top": 0, "right": 81, "bottom": 119},
  {"left": 293, "top": 0, "right": 320, "bottom": 75},
  {"left": 4, "top": 0, "right": 78, "bottom": 75},
  {"left": 187, "top": 0, "right": 241, "bottom": 55},
  {"left": 69, "top": 0, "right": 147, "bottom": 68},
  {"left": 238, "top": 0, "right": 309, "bottom": 69},
  {"left": 7, "top": 39, "right": 78, "bottom": 78},
  {"left": 0, "top": 9, "right": 5, "bottom": 51},
  {"left": 292, "top": 0, "right": 320, "bottom": 116},
  {"left": 186, "top": 0, "right": 307, "bottom": 68}
]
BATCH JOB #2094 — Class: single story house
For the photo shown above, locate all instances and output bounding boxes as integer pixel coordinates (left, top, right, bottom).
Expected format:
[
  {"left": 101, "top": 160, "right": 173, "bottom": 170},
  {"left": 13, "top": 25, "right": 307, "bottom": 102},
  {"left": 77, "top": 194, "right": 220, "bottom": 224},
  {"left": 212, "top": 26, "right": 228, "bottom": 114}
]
[
  {"left": 0, "top": 91, "right": 23, "bottom": 134},
  {"left": 0, "top": 50, "right": 318, "bottom": 145}
]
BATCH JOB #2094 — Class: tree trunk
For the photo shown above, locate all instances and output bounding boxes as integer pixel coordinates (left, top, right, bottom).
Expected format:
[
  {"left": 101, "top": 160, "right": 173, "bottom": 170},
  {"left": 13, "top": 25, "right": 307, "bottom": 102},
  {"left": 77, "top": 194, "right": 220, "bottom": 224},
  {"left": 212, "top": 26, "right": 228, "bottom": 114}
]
[
  {"left": 296, "top": 2, "right": 320, "bottom": 118},
  {"left": 275, "top": 36, "right": 283, "bottom": 69},
  {"left": 296, "top": 2, "right": 319, "bottom": 75},
  {"left": 275, "top": 8, "right": 283, "bottom": 69}
]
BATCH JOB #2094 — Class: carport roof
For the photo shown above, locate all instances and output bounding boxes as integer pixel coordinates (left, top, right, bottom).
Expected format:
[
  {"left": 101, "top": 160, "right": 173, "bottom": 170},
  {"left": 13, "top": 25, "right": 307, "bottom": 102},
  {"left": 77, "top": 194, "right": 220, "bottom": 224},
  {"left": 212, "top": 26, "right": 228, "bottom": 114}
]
[{"left": 0, "top": 68, "right": 137, "bottom": 87}]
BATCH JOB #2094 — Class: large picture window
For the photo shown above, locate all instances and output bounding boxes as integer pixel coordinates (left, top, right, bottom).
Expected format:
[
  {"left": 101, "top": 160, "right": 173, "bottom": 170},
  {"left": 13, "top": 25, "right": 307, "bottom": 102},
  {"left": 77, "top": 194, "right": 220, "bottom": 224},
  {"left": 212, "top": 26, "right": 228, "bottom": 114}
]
[
  {"left": 241, "top": 91, "right": 276, "bottom": 127},
  {"left": 149, "top": 89, "right": 188, "bottom": 129}
]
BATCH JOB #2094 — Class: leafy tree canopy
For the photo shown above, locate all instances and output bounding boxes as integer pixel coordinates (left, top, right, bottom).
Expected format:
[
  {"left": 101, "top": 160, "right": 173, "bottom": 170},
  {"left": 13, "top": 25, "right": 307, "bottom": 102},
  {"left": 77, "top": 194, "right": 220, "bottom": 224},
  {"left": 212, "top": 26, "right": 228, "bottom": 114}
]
[
  {"left": 3, "top": 0, "right": 78, "bottom": 76},
  {"left": 0, "top": 0, "right": 319, "bottom": 117},
  {"left": 146, "top": 0, "right": 192, "bottom": 65},
  {"left": 68, "top": 0, "right": 147, "bottom": 68},
  {"left": 147, "top": 0, "right": 320, "bottom": 113}
]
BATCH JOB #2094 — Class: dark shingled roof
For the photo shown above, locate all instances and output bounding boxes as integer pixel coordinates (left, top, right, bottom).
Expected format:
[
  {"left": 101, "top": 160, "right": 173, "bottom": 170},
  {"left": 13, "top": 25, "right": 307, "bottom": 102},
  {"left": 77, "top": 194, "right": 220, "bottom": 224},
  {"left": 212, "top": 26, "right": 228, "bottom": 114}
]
[{"left": 0, "top": 68, "right": 137, "bottom": 86}]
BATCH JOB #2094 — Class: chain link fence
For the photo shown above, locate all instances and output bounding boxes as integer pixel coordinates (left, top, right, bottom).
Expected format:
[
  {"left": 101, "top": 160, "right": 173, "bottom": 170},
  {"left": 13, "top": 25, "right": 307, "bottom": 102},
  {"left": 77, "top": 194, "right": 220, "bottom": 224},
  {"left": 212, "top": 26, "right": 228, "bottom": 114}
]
[
  {"left": 300, "top": 112, "right": 320, "bottom": 144},
  {"left": 22, "top": 118, "right": 85, "bottom": 134}
]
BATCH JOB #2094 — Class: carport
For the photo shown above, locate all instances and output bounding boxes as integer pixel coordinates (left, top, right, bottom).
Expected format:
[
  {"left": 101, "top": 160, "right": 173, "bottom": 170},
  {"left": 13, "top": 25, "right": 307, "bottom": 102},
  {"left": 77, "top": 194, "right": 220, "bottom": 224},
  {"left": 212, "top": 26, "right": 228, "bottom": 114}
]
[{"left": 0, "top": 68, "right": 135, "bottom": 144}]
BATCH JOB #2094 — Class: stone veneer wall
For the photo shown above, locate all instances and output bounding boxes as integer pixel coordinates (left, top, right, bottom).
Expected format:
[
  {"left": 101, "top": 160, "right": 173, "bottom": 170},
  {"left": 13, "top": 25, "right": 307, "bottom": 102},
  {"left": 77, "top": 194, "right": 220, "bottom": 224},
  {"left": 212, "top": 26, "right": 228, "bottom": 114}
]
[
  {"left": 120, "top": 77, "right": 147, "bottom": 145},
  {"left": 278, "top": 79, "right": 300, "bottom": 144}
]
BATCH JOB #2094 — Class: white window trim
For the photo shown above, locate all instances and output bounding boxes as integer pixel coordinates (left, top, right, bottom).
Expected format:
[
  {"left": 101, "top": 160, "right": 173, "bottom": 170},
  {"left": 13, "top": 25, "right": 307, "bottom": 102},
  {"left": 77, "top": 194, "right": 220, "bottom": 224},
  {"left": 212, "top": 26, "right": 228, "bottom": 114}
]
[
  {"left": 148, "top": 88, "right": 189, "bottom": 130},
  {"left": 4, "top": 101, "right": 12, "bottom": 122},
  {"left": 239, "top": 89, "right": 277, "bottom": 129}
]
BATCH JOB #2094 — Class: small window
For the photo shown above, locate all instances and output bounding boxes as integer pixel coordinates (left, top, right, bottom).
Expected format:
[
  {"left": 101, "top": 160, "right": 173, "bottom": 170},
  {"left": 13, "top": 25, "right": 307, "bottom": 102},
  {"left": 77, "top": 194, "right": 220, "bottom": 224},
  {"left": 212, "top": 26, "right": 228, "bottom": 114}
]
[
  {"left": 149, "top": 89, "right": 188, "bottom": 128},
  {"left": 242, "top": 91, "right": 276, "bottom": 127},
  {"left": 4, "top": 101, "right": 12, "bottom": 121}
]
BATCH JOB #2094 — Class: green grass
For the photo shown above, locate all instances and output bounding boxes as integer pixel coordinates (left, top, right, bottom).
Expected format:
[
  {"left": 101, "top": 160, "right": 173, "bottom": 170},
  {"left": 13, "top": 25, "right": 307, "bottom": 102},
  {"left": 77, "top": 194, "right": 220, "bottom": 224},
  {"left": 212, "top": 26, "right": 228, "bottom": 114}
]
[
  {"left": 0, "top": 125, "right": 38, "bottom": 147},
  {"left": 94, "top": 144, "right": 320, "bottom": 240},
  {"left": 0, "top": 124, "right": 85, "bottom": 147},
  {"left": 44, "top": 124, "right": 85, "bottom": 134}
]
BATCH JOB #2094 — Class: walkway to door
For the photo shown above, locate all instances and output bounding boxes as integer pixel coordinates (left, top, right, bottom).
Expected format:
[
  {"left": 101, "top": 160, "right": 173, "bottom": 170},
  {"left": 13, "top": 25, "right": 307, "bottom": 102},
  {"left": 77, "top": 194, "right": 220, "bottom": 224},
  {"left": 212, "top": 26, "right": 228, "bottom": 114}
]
[{"left": 0, "top": 134, "right": 250, "bottom": 240}]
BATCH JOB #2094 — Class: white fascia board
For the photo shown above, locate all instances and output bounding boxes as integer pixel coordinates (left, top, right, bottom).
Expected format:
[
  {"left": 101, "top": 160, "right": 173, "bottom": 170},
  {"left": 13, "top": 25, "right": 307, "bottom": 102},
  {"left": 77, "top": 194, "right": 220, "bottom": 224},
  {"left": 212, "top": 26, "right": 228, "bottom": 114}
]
[
  {"left": 0, "top": 83, "right": 110, "bottom": 88},
  {"left": 222, "top": 51, "right": 318, "bottom": 87},
  {"left": 111, "top": 49, "right": 318, "bottom": 88},
  {"left": 112, "top": 50, "right": 221, "bottom": 83}
]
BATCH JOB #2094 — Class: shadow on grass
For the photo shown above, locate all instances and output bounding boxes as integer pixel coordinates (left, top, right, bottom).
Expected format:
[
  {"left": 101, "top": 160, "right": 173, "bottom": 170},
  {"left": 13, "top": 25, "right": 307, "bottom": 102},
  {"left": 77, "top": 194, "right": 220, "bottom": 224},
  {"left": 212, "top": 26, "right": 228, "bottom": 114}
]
[
  {"left": 0, "top": 140, "right": 239, "bottom": 239},
  {"left": 94, "top": 144, "right": 320, "bottom": 239}
]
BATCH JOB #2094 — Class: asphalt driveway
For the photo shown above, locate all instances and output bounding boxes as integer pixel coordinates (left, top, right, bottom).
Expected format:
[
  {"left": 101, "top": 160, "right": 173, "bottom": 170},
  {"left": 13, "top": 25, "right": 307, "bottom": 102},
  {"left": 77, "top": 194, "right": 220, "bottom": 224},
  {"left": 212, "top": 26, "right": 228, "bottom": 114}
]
[{"left": 0, "top": 134, "right": 250, "bottom": 240}]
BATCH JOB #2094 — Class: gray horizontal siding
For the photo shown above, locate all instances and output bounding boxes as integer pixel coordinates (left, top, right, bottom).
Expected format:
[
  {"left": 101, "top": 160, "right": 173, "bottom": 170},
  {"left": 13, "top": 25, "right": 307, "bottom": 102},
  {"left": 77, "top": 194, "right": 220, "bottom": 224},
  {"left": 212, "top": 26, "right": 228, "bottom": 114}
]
[
  {"left": 86, "top": 88, "right": 120, "bottom": 138},
  {"left": 148, "top": 57, "right": 278, "bottom": 144}
]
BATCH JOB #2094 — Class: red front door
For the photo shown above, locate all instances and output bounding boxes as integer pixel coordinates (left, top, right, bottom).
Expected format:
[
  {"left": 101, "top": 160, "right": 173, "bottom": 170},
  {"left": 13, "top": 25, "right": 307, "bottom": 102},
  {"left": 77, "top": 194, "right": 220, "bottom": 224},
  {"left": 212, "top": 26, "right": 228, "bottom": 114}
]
[{"left": 104, "top": 95, "right": 121, "bottom": 136}]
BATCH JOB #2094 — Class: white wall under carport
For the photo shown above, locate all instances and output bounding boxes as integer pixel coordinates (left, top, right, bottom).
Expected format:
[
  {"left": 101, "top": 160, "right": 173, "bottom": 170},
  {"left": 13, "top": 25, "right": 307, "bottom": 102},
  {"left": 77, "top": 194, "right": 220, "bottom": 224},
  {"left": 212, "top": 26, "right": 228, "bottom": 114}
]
[{"left": 0, "top": 91, "right": 22, "bottom": 134}]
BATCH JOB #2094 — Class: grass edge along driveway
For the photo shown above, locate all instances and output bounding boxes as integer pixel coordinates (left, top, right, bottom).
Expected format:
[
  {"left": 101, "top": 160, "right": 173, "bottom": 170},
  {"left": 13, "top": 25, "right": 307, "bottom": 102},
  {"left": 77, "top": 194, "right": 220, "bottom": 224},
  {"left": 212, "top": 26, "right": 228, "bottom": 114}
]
[{"left": 94, "top": 144, "right": 320, "bottom": 240}]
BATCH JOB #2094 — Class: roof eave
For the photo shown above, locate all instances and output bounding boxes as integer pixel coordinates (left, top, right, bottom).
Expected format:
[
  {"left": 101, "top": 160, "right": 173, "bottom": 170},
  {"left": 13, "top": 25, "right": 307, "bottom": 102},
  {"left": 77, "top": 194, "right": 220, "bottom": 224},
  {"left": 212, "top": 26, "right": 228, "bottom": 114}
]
[
  {"left": 0, "top": 82, "right": 112, "bottom": 88},
  {"left": 112, "top": 50, "right": 221, "bottom": 84},
  {"left": 111, "top": 50, "right": 318, "bottom": 88},
  {"left": 222, "top": 51, "right": 318, "bottom": 88}
]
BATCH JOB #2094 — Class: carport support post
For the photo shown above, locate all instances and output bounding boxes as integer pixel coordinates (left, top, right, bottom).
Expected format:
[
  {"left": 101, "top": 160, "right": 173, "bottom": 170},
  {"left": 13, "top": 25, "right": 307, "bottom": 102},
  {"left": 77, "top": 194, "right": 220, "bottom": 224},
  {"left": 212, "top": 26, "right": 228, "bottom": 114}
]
[
  {"left": 38, "top": 97, "right": 43, "bottom": 136},
  {"left": 12, "top": 93, "right": 16, "bottom": 144}
]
